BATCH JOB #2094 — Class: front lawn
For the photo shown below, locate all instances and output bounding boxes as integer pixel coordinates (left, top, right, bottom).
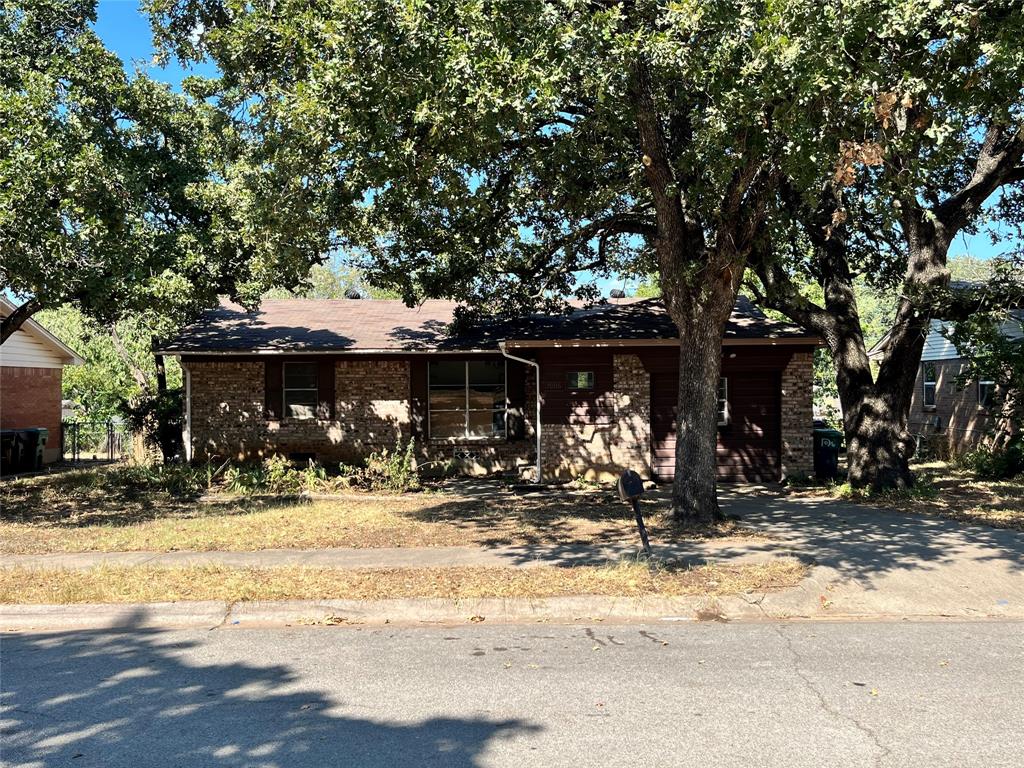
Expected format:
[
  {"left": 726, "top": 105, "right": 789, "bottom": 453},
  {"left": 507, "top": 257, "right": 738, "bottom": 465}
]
[
  {"left": 0, "top": 559, "right": 806, "bottom": 604},
  {"left": 0, "top": 467, "right": 759, "bottom": 554},
  {"left": 791, "top": 460, "right": 1024, "bottom": 531}
]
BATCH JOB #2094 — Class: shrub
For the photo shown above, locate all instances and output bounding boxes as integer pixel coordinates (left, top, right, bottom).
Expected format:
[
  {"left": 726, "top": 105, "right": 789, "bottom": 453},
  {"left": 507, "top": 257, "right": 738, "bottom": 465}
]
[
  {"left": 222, "top": 455, "right": 332, "bottom": 495},
  {"left": 339, "top": 439, "right": 421, "bottom": 493},
  {"left": 957, "top": 439, "right": 1024, "bottom": 480},
  {"left": 104, "top": 462, "right": 207, "bottom": 497}
]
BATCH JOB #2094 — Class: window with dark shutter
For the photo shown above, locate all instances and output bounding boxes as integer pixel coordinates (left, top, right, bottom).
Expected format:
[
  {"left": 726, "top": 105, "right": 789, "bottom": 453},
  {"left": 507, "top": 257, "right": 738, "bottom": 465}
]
[{"left": 283, "top": 362, "right": 319, "bottom": 419}]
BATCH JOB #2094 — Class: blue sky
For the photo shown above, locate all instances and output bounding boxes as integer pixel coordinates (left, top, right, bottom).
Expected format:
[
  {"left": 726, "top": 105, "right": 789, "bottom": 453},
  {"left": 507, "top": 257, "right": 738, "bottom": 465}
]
[{"left": 94, "top": 0, "right": 1012, "bottom": 292}]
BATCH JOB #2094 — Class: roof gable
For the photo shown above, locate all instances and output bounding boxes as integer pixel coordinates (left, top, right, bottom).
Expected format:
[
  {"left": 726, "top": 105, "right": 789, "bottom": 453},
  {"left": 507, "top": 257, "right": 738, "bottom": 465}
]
[{"left": 0, "top": 299, "right": 83, "bottom": 366}]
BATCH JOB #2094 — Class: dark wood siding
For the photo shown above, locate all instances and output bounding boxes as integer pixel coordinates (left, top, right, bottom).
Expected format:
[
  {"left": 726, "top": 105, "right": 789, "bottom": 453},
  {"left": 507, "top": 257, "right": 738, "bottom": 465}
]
[
  {"left": 649, "top": 347, "right": 792, "bottom": 483},
  {"left": 536, "top": 349, "right": 615, "bottom": 425},
  {"left": 506, "top": 359, "right": 528, "bottom": 439}
]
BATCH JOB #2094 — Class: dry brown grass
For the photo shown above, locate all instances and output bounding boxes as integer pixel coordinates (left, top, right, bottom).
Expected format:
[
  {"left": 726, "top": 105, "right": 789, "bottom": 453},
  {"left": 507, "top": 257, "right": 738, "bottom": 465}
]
[
  {"left": 0, "top": 559, "right": 806, "bottom": 604},
  {"left": 1, "top": 470, "right": 763, "bottom": 554},
  {"left": 788, "top": 461, "right": 1024, "bottom": 531},
  {"left": 881, "top": 461, "right": 1024, "bottom": 530}
]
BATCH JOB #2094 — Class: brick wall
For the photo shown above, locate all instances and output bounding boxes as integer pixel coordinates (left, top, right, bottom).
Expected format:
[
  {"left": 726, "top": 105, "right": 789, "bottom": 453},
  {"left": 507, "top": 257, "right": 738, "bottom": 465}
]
[
  {"left": 908, "top": 358, "right": 999, "bottom": 453},
  {"left": 188, "top": 359, "right": 411, "bottom": 463},
  {"left": 187, "top": 351, "right": 815, "bottom": 483},
  {"left": 0, "top": 366, "right": 63, "bottom": 463},
  {"left": 541, "top": 354, "right": 652, "bottom": 481},
  {"left": 780, "top": 351, "right": 814, "bottom": 479}
]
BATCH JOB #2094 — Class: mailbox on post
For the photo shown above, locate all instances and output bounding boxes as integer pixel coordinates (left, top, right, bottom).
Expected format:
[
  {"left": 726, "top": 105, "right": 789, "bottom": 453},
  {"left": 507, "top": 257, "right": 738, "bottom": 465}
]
[{"left": 617, "top": 469, "right": 652, "bottom": 557}]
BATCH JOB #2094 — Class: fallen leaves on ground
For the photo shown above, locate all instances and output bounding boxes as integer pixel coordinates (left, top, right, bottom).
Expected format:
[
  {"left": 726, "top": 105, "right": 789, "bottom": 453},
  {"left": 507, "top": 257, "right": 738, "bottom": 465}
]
[{"left": 0, "top": 559, "right": 807, "bottom": 604}]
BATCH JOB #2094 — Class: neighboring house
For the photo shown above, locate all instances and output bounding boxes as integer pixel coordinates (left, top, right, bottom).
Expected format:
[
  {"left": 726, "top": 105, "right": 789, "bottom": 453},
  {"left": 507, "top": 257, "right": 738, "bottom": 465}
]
[
  {"left": 159, "top": 296, "right": 819, "bottom": 483},
  {"left": 0, "top": 299, "right": 84, "bottom": 464},
  {"left": 869, "top": 311, "right": 1024, "bottom": 452}
]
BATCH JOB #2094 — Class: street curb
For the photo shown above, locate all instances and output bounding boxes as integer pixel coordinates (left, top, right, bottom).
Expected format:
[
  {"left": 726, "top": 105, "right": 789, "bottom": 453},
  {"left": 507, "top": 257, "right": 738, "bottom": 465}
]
[
  {"left": 3, "top": 592, "right": 1017, "bottom": 631},
  {"left": 0, "top": 594, "right": 779, "bottom": 631}
]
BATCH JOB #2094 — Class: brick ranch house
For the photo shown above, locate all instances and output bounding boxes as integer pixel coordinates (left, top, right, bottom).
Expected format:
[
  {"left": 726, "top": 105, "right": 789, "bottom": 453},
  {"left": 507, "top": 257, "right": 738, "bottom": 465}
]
[
  {"left": 160, "top": 296, "right": 819, "bottom": 483},
  {"left": 869, "top": 311, "right": 1023, "bottom": 453},
  {"left": 0, "top": 298, "right": 84, "bottom": 465}
]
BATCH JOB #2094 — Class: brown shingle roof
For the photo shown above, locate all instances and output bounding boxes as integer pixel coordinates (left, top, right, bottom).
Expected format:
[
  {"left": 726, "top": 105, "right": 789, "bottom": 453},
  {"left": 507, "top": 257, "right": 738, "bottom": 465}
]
[{"left": 160, "top": 296, "right": 816, "bottom": 354}]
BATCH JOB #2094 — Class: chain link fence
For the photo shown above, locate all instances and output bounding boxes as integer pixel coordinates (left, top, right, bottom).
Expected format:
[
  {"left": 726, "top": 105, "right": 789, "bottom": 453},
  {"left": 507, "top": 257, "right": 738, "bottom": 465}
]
[{"left": 61, "top": 420, "right": 133, "bottom": 463}]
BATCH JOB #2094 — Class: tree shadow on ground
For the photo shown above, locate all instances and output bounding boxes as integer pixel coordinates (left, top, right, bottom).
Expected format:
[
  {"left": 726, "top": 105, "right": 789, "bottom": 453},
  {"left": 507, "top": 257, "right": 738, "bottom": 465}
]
[
  {"left": 406, "top": 484, "right": 1024, "bottom": 580},
  {"left": 404, "top": 490, "right": 752, "bottom": 551},
  {"left": 0, "top": 470, "right": 301, "bottom": 528},
  {"left": 709, "top": 491, "right": 1024, "bottom": 581},
  {"left": 1, "top": 611, "right": 537, "bottom": 767}
]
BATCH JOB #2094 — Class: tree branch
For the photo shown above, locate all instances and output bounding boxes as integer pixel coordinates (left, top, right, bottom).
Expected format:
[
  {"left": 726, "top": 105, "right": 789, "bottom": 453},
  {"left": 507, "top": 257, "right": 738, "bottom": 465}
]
[
  {"left": 934, "top": 122, "right": 1024, "bottom": 237},
  {"left": 629, "top": 56, "right": 690, "bottom": 246},
  {"left": 0, "top": 298, "right": 43, "bottom": 345}
]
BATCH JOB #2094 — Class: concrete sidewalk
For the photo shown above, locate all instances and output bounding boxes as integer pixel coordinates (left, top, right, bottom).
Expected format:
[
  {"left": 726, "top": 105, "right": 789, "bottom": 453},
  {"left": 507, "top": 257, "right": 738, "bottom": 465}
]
[
  {"left": 0, "top": 537, "right": 792, "bottom": 571},
  {"left": 3, "top": 490, "right": 1023, "bottom": 626}
]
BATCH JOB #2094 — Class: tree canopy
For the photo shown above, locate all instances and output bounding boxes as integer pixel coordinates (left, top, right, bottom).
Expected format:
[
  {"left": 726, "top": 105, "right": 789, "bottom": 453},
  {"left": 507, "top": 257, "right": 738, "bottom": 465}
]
[{"left": 0, "top": 0, "right": 324, "bottom": 343}]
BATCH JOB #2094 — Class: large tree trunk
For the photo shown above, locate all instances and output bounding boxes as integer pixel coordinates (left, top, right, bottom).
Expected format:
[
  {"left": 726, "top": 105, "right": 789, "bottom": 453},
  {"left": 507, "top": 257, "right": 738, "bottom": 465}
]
[
  {"left": 670, "top": 312, "right": 728, "bottom": 523},
  {"left": 0, "top": 298, "right": 42, "bottom": 345},
  {"left": 822, "top": 249, "right": 917, "bottom": 491}
]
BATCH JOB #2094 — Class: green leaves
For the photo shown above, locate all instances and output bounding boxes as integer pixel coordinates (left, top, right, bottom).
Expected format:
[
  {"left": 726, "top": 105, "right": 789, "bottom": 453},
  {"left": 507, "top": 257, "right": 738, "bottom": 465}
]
[{"left": 1, "top": 0, "right": 325, "bottom": 337}]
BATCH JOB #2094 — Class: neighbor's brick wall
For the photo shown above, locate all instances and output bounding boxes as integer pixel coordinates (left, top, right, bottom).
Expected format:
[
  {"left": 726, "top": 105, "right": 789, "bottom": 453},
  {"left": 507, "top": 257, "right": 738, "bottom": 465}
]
[
  {"left": 188, "top": 359, "right": 411, "bottom": 463},
  {"left": 908, "top": 358, "right": 1010, "bottom": 454},
  {"left": 541, "top": 354, "right": 652, "bottom": 481},
  {"left": 780, "top": 351, "right": 814, "bottom": 479},
  {"left": 0, "top": 366, "right": 62, "bottom": 463}
]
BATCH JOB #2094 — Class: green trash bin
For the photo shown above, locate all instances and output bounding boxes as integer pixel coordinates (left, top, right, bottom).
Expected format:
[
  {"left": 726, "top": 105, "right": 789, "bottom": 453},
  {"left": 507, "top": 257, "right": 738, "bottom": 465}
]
[
  {"left": 35, "top": 428, "right": 48, "bottom": 468},
  {"left": 812, "top": 426, "right": 844, "bottom": 480}
]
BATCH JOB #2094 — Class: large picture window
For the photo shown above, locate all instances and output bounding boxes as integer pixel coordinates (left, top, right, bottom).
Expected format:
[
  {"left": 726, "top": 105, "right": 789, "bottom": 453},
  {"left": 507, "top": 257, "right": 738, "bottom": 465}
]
[
  {"left": 283, "top": 362, "right": 319, "bottom": 419},
  {"left": 429, "top": 360, "right": 506, "bottom": 439}
]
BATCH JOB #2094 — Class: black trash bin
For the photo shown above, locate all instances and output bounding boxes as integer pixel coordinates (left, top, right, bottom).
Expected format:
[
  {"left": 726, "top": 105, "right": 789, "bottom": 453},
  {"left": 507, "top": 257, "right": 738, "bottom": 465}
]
[
  {"left": 1, "top": 430, "right": 24, "bottom": 475},
  {"left": 812, "top": 426, "right": 844, "bottom": 480},
  {"left": 19, "top": 428, "right": 45, "bottom": 471}
]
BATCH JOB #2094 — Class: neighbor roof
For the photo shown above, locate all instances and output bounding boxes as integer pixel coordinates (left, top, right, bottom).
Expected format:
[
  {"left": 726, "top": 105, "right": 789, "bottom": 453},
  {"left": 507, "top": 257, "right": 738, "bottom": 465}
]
[
  {"left": 0, "top": 298, "right": 84, "bottom": 365},
  {"left": 159, "top": 296, "right": 817, "bottom": 355}
]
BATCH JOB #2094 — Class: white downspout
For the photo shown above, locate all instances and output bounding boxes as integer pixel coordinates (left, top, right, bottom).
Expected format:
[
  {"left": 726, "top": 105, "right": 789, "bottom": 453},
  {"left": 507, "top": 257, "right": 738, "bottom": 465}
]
[
  {"left": 183, "top": 363, "right": 193, "bottom": 462},
  {"left": 499, "top": 342, "right": 542, "bottom": 483}
]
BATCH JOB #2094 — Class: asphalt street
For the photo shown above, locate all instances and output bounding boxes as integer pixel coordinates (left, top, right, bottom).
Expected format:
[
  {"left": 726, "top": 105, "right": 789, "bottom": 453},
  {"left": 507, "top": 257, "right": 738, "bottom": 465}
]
[{"left": 2, "top": 619, "right": 1023, "bottom": 767}]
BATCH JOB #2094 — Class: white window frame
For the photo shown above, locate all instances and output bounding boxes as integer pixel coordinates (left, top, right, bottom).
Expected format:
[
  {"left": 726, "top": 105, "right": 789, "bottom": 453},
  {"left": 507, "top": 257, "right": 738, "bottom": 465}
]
[
  {"left": 978, "top": 378, "right": 996, "bottom": 409},
  {"left": 283, "top": 362, "right": 319, "bottom": 420},
  {"left": 922, "top": 363, "right": 937, "bottom": 409},
  {"left": 717, "top": 376, "right": 729, "bottom": 426},
  {"left": 427, "top": 360, "right": 508, "bottom": 441}
]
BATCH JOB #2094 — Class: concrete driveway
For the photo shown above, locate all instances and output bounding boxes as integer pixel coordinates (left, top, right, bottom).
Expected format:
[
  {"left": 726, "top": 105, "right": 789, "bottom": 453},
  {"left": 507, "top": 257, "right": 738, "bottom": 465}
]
[{"left": 713, "top": 490, "right": 1024, "bottom": 618}]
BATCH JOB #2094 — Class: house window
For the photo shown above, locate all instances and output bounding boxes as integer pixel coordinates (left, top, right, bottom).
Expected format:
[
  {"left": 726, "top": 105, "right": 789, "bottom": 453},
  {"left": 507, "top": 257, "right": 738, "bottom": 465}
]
[
  {"left": 567, "top": 371, "right": 595, "bottom": 390},
  {"left": 283, "top": 362, "right": 319, "bottom": 419},
  {"left": 922, "top": 363, "right": 937, "bottom": 408},
  {"left": 717, "top": 377, "right": 729, "bottom": 426},
  {"left": 428, "top": 360, "right": 506, "bottom": 439},
  {"left": 978, "top": 379, "right": 996, "bottom": 409}
]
